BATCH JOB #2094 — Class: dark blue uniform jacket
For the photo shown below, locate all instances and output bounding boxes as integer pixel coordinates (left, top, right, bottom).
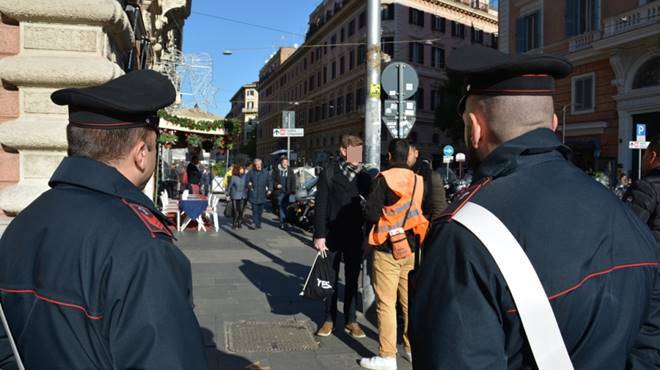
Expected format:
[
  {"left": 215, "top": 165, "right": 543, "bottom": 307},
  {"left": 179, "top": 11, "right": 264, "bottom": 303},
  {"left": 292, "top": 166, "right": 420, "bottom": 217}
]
[
  {"left": 0, "top": 156, "right": 207, "bottom": 370},
  {"left": 411, "top": 129, "right": 659, "bottom": 369}
]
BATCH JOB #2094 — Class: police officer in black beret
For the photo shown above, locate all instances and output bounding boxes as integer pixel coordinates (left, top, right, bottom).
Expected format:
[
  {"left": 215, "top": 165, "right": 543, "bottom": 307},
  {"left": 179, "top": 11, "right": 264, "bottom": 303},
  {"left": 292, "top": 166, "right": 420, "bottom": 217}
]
[
  {"left": 410, "top": 46, "right": 659, "bottom": 369},
  {"left": 0, "top": 70, "right": 208, "bottom": 370}
]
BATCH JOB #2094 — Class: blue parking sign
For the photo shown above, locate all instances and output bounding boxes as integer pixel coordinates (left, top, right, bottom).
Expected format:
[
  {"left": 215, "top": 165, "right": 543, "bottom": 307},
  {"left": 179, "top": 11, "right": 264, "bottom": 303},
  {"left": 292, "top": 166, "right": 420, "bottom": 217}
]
[
  {"left": 636, "top": 123, "right": 646, "bottom": 138},
  {"left": 443, "top": 145, "right": 454, "bottom": 156}
]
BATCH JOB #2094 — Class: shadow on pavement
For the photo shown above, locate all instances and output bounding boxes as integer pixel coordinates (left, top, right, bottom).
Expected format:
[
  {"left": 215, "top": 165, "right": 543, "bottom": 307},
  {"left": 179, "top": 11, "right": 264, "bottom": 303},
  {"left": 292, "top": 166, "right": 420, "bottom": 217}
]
[{"left": 200, "top": 327, "right": 253, "bottom": 370}]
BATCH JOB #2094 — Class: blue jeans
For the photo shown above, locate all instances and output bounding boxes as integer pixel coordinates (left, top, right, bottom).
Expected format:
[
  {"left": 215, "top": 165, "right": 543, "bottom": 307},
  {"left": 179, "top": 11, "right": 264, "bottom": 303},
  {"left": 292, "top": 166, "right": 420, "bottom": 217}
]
[
  {"left": 277, "top": 193, "right": 289, "bottom": 226},
  {"left": 251, "top": 202, "right": 265, "bottom": 227}
]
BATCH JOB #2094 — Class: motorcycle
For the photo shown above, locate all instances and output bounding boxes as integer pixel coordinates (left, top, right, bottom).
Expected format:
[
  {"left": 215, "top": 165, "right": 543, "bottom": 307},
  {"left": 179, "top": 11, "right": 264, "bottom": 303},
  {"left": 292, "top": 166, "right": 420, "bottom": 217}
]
[{"left": 286, "top": 177, "right": 318, "bottom": 232}]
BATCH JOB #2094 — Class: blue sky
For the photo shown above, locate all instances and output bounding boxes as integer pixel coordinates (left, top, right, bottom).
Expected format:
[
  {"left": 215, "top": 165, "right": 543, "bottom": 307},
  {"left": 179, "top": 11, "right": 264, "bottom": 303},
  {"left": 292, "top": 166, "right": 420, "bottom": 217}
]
[
  {"left": 181, "top": 0, "right": 318, "bottom": 116},
  {"left": 181, "top": 0, "right": 498, "bottom": 116}
]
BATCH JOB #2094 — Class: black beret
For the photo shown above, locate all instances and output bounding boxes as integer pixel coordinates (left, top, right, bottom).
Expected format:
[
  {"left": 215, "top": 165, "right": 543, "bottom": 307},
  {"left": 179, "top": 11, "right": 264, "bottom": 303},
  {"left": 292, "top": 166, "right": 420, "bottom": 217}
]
[
  {"left": 447, "top": 45, "right": 573, "bottom": 114},
  {"left": 51, "top": 70, "right": 176, "bottom": 129}
]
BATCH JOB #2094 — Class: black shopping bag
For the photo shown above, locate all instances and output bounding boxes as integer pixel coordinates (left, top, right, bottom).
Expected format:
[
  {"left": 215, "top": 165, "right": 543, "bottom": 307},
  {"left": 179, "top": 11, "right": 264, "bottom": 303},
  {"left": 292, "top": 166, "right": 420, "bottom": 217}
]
[
  {"left": 299, "top": 252, "right": 335, "bottom": 301},
  {"left": 223, "top": 201, "right": 233, "bottom": 218}
]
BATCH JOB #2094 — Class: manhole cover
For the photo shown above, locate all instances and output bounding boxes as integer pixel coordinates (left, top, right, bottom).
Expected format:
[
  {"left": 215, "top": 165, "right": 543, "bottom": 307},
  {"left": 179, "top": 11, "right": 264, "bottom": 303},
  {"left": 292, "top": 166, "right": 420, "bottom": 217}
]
[{"left": 225, "top": 320, "right": 319, "bottom": 353}]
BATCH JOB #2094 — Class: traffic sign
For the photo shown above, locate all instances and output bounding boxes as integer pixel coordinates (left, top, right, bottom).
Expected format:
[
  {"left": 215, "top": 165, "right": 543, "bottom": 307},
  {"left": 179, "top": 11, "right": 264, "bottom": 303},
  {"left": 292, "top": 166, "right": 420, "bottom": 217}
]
[
  {"left": 636, "top": 123, "right": 646, "bottom": 142},
  {"left": 273, "top": 128, "right": 304, "bottom": 137},
  {"left": 455, "top": 153, "right": 466, "bottom": 162},
  {"left": 443, "top": 145, "right": 455, "bottom": 157},
  {"left": 282, "top": 111, "right": 296, "bottom": 129},
  {"left": 382, "top": 116, "right": 415, "bottom": 139},
  {"left": 381, "top": 62, "right": 419, "bottom": 100},
  {"left": 629, "top": 141, "right": 650, "bottom": 149},
  {"left": 443, "top": 155, "right": 453, "bottom": 164}
]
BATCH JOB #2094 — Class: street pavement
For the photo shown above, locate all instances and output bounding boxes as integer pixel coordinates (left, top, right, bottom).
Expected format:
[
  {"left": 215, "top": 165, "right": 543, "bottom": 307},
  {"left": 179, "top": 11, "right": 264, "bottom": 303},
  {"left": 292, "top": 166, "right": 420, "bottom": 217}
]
[{"left": 177, "top": 204, "right": 414, "bottom": 370}]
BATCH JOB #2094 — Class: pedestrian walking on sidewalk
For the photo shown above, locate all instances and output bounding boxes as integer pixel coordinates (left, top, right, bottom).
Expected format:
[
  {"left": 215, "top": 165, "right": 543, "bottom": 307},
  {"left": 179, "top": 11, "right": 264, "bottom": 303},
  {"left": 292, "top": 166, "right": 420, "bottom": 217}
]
[
  {"left": 272, "top": 156, "right": 297, "bottom": 229},
  {"left": 246, "top": 158, "right": 272, "bottom": 229},
  {"left": 360, "top": 139, "right": 429, "bottom": 370},
  {"left": 625, "top": 135, "right": 660, "bottom": 238},
  {"left": 0, "top": 70, "right": 207, "bottom": 370},
  {"left": 313, "top": 135, "right": 372, "bottom": 339},
  {"left": 411, "top": 45, "right": 658, "bottom": 369},
  {"left": 228, "top": 164, "right": 248, "bottom": 229}
]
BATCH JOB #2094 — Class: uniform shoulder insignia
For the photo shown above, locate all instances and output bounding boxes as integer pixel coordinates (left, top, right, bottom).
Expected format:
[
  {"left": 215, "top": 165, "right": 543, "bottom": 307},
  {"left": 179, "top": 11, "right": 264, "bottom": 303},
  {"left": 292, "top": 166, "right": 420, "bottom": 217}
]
[
  {"left": 434, "top": 177, "right": 492, "bottom": 222},
  {"left": 121, "top": 199, "right": 174, "bottom": 239}
]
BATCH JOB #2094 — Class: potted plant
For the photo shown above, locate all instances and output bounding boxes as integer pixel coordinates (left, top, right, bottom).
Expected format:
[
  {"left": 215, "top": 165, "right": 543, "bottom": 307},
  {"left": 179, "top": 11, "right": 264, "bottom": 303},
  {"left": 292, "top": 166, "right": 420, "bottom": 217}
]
[
  {"left": 158, "top": 131, "right": 178, "bottom": 148},
  {"left": 213, "top": 137, "right": 225, "bottom": 149},
  {"left": 187, "top": 133, "right": 202, "bottom": 148}
]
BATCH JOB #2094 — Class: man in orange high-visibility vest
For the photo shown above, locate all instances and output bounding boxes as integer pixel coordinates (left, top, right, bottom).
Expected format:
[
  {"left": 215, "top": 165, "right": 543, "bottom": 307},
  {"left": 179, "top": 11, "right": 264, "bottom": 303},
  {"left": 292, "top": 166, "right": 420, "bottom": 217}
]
[{"left": 361, "top": 139, "right": 429, "bottom": 370}]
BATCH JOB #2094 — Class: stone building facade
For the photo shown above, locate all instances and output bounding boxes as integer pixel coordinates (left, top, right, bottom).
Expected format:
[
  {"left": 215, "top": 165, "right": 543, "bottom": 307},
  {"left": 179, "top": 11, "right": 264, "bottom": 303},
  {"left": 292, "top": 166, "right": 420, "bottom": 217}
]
[
  {"left": 256, "top": 0, "right": 498, "bottom": 165},
  {"left": 0, "top": 0, "right": 191, "bottom": 216},
  {"left": 500, "top": 0, "right": 660, "bottom": 178},
  {"left": 227, "top": 82, "right": 259, "bottom": 145}
]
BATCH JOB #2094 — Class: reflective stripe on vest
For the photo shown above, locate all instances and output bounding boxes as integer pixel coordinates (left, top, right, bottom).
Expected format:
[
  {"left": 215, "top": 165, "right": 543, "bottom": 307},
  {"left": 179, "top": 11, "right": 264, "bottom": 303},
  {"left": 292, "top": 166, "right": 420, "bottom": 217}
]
[{"left": 368, "top": 168, "right": 429, "bottom": 247}]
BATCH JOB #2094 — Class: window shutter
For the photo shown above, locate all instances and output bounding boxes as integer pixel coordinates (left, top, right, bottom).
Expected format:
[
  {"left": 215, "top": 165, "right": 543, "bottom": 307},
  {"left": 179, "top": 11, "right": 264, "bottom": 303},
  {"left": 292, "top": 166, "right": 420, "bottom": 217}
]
[
  {"left": 516, "top": 17, "right": 525, "bottom": 52},
  {"left": 441, "top": 17, "right": 446, "bottom": 33},
  {"left": 409, "top": 43, "right": 414, "bottom": 62},
  {"left": 592, "top": 0, "right": 601, "bottom": 31},
  {"left": 431, "top": 47, "right": 436, "bottom": 67},
  {"left": 420, "top": 11, "right": 425, "bottom": 27},
  {"left": 565, "top": 0, "right": 579, "bottom": 37},
  {"left": 534, "top": 12, "right": 541, "bottom": 48},
  {"left": 420, "top": 44, "right": 425, "bottom": 64},
  {"left": 409, "top": 8, "right": 413, "bottom": 24}
]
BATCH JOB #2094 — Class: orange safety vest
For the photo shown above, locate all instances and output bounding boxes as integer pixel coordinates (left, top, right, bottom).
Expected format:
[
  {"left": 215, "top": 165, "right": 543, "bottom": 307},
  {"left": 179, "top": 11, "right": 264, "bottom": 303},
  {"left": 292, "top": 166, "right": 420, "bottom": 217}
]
[{"left": 368, "top": 168, "right": 429, "bottom": 247}]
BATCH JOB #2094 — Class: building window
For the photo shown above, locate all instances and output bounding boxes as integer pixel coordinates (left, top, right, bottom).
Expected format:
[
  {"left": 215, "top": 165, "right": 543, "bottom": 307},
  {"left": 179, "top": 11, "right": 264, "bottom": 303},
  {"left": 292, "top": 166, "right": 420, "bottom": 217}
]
[
  {"left": 359, "top": 11, "right": 366, "bottom": 28},
  {"left": 247, "top": 101, "right": 254, "bottom": 109},
  {"left": 340, "top": 56, "right": 345, "bottom": 75},
  {"left": 329, "top": 99, "right": 335, "bottom": 117},
  {"left": 382, "top": 3, "right": 395, "bottom": 20},
  {"left": 308, "top": 108, "right": 314, "bottom": 123},
  {"left": 357, "top": 45, "right": 366, "bottom": 65},
  {"left": 431, "top": 47, "right": 445, "bottom": 68},
  {"left": 356, "top": 87, "right": 365, "bottom": 107},
  {"left": 381, "top": 36, "right": 394, "bottom": 57},
  {"left": 571, "top": 73, "right": 595, "bottom": 114},
  {"left": 349, "top": 49, "right": 356, "bottom": 70},
  {"left": 430, "top": 90, "right": 442, "bottom": 110},
  {"left": 408, "top": 8, "right": 425, "bottom": 27},
  {"left": 323, "top": 66, "right": 327, "bottom": 84},
  {"left": 340, "top": 27, "right": 345, "bottom": 42},
  {"left": 566, "top": 0, "right": 600, "bottom": 37},
  {"left": 415, "top": 88, "right": 425, "bottom": 110},
  {"left": 451, "top": 21, "right": 466, "bottom": 38},
  {"left": 471, "top": 27, "right": 484, "bottom": 44},
  {"left": 431, "top": 15, "right": 446, "bottom": 32},
  {"left": 331, "top": 34, "right": 337, "bottom": 49},
  {"left": 324, "top": 42, "right": 328, "bottom": 55},
  {"left": 348, "top": 19, "right": 356, "bottom": 36},
  {"left": 315, "top": 105, "right": 321, "bottom": 121},
  {"left": 516, "top": 12, "right": 541, "bottom": 52},
  {"left": 346, "top": 92, "right": 353, "bottom": 112},
  {"left": 491, "top": 35, "right": 499, "bottom": 49},
  {"left": 337, "top": 96, "right": 344, "bottom": 115},
  {"left": 408, "top": 42, "right": 425, "bottom": 65},
  {"left": 332, "top": 61, "right": 337, "bottom": 79},
  {"left": 321, "top": 103, "right": 327, "bottom": 120},
  {"left": 304, "top": 58, "right": 308, "bottom": 70},
  {"left": 633, "top": 56, "right": 660, "bottom": 89}
]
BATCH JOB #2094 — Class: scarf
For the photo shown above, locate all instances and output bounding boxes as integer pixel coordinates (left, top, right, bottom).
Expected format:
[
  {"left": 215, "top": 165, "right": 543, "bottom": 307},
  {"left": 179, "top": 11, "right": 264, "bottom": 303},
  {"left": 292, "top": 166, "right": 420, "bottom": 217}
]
[{"left": 338, "top": 157, "right": 362, "bottom": 182}]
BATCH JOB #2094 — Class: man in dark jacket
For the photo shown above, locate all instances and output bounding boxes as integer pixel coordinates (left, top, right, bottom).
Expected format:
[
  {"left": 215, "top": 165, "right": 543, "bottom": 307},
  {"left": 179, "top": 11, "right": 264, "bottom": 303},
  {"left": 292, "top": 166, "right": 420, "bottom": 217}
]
[
  {"left": 246, "top": 158, "right": 272, "bottom": 229},
  {"left": 625, "top": 135, "right": 660, "bottom": 241},
  {"left": 0, "top": 71, "right": 207, "bottom": 370},
  {"left": 187, "top": 154, "right": 202, "bottom": 191},
  {"left": 313, "top": 135, "right": 371, "bottom": 338},
  {"left": 411, "top": 45, "right": 659, "bottom": 369},
  {"left": 272, "top": 156, "right": 297, "bottom": 229}
]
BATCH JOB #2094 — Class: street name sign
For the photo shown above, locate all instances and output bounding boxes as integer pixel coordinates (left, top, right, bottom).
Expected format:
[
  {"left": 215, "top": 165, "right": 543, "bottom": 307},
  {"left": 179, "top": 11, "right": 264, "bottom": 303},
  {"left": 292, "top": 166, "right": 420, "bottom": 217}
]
[
  {"left": 629, "top": 141, "right": 650, "bottom": 149},
  {"left": 273, "top": 128, "right": 304, "bottom": 137}
]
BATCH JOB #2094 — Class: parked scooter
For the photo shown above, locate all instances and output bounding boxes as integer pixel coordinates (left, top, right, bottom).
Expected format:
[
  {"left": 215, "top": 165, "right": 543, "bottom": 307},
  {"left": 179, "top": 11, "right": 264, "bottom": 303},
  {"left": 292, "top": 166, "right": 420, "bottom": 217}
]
[{"left": 286, "top": 177, "right": 318, "bottom": 232}]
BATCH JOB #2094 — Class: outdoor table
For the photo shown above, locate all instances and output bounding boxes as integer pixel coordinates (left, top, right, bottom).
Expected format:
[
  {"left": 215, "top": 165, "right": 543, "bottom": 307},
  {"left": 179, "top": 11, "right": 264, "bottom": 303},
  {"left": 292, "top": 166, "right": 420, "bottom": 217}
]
[{"left": 179, "top": 196, "right": 208, "bottom": 231}]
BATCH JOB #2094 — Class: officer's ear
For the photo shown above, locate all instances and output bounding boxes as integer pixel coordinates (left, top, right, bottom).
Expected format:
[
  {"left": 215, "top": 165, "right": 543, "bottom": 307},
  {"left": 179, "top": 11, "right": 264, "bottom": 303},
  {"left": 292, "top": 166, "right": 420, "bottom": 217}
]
[
  {"left": 551, "top": 114, "right": 559, "bottom": 132},
  {"left": 467, "top": 112, "right": 483, "bottom": 150}
]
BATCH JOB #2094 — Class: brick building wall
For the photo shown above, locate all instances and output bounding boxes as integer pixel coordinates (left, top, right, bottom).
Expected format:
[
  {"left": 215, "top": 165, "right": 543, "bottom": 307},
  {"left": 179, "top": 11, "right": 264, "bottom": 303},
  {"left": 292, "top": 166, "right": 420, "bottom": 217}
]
[{"left": 0, "top": 14, "right": 19, "bottom": 191}]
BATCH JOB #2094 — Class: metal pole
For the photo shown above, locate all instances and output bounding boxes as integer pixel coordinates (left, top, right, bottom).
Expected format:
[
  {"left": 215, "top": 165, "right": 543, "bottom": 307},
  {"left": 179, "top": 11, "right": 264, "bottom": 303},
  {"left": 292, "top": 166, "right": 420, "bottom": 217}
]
[
  {"left": 287, "top": 136, "right": 291, "bottom": 161},
  {"left": 639, "top": 148, "right": 642, "bottom": 180},
  {"left": 362, "top": 0, "right": 381, "bottom": 314},
  {"left": 365, "top": 0, "right": 382, "bottom": 170},
  {"left": 398, "top": 64, "right": 403, "bottom": 138}
]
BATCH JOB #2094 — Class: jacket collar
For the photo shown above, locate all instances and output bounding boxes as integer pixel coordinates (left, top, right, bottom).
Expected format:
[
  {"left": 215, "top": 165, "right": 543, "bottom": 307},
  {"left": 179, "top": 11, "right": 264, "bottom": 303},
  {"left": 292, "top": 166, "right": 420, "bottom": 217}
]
[
  {"left": 473, "top": 128, "right": 571, "bottom": 182},
  {"left": 49, "top": 156, "right": 162, "bottom": 216}
]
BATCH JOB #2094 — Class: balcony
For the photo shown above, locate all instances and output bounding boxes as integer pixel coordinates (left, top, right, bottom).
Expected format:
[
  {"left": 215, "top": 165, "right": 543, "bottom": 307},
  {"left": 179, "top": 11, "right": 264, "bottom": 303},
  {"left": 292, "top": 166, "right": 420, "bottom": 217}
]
[
  {"left": 568, "top": 31, "right": 601, "bottom": 52},
  {"left": 603, "top": 1, "right": 660, "bottom": 38}
]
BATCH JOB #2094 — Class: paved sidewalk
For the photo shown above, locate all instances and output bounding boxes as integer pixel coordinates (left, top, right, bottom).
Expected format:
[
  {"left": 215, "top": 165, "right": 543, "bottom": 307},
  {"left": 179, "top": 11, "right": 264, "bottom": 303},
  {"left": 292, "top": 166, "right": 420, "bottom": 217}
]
[{"left": 177, "top": 206, "right": 413, "bottom": 370}]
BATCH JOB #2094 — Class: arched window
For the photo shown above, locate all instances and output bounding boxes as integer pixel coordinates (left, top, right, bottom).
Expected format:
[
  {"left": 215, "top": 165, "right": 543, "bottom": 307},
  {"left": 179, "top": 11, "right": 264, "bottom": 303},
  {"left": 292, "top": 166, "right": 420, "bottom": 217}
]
[{"left": 633, "top": 56, "right": 660, "bottom": 89}]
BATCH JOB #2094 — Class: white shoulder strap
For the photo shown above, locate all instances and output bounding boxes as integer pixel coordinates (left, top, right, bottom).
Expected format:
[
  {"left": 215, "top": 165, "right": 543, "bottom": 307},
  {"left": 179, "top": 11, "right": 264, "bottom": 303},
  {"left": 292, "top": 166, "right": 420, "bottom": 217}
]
[
  {"left": 0, "top": 299, "right": 25, "bottom": 370},
  {"left": 453, "top": 201, "right": 574, "bottom": 370}
]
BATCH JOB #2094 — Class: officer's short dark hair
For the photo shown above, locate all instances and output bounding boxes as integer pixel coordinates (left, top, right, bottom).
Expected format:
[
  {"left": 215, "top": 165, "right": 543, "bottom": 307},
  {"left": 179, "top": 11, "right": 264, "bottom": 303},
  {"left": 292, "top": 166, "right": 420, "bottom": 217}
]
[
  {"left": 388, "top": 139, "right": 410, "bottom": 164},
  {"left": 66, "top": 126, "right": 151, "bottom": 162},
  {"left": 648, "top": 135, "right": 660, "bottom": 155}
]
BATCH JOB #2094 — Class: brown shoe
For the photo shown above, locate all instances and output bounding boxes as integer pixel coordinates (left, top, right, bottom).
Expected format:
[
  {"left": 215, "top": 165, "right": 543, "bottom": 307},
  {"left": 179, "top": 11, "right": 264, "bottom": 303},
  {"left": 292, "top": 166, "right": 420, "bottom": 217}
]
[
  {"left": 344, "top": 322, "right": 366, "bottom": 339},
  {"left": 316, "top": 321, "right": 333, "bottom": 337}
]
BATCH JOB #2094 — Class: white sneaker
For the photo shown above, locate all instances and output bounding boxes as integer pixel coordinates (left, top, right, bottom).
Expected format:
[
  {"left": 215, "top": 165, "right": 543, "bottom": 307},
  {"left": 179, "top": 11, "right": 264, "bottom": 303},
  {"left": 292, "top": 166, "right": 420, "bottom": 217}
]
[{"left": 359, "top": 356, "right": 397, "bottom": 370}]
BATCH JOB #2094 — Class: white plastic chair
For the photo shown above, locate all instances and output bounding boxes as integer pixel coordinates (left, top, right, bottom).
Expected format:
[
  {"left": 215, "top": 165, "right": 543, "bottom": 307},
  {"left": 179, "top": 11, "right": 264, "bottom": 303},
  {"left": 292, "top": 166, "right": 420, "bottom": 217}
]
[
  {"left": 159, "top": 190, "right": 181, "bottom": 231},
  {"left": 205, "top": 194, "right": 220, "bottom": 232}
]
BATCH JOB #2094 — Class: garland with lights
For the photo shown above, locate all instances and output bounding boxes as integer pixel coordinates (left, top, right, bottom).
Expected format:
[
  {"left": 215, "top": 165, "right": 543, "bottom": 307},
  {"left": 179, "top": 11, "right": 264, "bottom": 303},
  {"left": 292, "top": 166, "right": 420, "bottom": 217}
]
[{"left": 158, "top": 110, "right": 242, "bottom": 150}]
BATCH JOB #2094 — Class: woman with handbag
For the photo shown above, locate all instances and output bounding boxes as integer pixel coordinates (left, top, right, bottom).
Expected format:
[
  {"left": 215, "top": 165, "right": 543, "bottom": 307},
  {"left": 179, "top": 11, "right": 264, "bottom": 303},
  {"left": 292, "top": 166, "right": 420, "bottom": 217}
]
[{"left": 228, "top": 164, "right": 248, "bottom": 229}]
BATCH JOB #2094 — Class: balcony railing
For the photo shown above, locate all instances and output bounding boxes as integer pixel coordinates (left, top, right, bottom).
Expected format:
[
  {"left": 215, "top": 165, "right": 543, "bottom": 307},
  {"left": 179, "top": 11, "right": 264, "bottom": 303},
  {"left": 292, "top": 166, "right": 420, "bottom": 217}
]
[
  {"left": 603, "top": 1, "right": 660, "bottom": 38},
  {"left": 568, "top": 31, "right": 601, "bottom": 52}
]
